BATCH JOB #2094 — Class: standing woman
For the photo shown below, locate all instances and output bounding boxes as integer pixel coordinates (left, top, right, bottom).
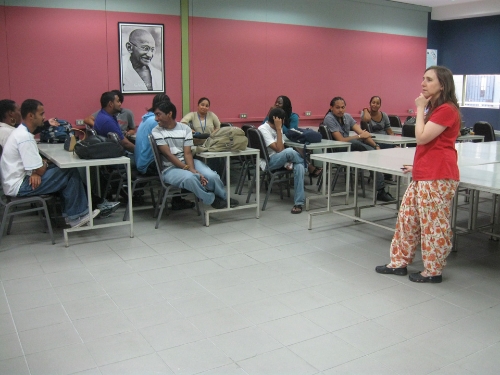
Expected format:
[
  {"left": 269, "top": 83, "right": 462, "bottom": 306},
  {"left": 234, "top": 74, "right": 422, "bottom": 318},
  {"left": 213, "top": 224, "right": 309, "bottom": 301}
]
[
  {"left": 181, "top": 97, "right": 221, "bottom": 136},
  {"left": 376, "top": 66, "right": 461, "bottom": 283},
  {"left": 361, "top": 96, "right": 394, "bottom": 137}
]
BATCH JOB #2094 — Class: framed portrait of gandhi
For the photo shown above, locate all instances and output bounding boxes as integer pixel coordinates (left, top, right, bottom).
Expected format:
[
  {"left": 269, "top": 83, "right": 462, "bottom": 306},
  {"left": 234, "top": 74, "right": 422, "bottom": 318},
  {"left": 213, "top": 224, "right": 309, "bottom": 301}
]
[{"left": 119, "top": 22, "right": 165, "bottom": 94}]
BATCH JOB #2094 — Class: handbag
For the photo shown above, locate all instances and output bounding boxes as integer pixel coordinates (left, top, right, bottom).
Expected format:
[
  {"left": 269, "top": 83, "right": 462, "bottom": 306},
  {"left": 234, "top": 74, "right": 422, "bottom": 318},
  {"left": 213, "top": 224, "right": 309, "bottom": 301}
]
[
  {"left": 74, "top": 135, "right": 125, "bottom": 159},
  {"left": 64, "top": 129, "right": 86, "bottom": 152}
]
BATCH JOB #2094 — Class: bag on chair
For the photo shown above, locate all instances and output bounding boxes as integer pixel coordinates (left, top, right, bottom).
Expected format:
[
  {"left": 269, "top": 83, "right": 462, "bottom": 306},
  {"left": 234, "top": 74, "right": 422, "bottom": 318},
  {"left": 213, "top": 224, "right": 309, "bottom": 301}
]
[
  {"left": 285, "top": 128, "right": 322, "bottom": 144},
  {"left": 196, "top": 127, "right": 247, "bottom": 153},
  {"left": 74, "top": 135, "right": 125, "bottom": 159}
]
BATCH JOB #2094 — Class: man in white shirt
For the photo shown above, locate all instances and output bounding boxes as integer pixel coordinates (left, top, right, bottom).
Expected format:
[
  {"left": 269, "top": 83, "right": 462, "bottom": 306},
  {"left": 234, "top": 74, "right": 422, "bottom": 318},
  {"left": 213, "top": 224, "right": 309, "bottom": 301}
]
[
  {"left": 0, "top": 99, "right": 100, "bottom": 228},
  {"left": 151, "top": 100, "right": 238, "bottom": 209},
  {"left": 258, "top": 108, "right": 305, "bottom": 214}
]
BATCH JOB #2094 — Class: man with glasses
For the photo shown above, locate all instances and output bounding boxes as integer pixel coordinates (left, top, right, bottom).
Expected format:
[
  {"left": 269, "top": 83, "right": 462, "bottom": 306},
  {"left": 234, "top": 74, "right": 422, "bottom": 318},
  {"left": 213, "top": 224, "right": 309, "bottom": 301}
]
[{"left": 123, "top": 29, "right": 163, "bottom": 92}]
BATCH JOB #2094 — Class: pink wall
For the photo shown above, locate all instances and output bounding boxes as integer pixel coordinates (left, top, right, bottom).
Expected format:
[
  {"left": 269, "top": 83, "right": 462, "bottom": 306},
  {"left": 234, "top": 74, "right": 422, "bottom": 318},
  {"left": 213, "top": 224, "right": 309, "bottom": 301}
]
[
  {"left": 190, "top": 17, "right": 427, "bottom": 125},
  {"left": 0, "top": 6, "right": 181, "bottom": 124}
]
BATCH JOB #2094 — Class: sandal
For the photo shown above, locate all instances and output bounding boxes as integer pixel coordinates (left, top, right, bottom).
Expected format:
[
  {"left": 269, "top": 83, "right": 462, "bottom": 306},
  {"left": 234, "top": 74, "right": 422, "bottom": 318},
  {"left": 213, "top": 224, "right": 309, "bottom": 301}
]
[
  {"left": 291, "top": 205, "right": 303, "bottom": 214},
  {"left": 309, "top": 166, "right": 323, "bottom": 178}
]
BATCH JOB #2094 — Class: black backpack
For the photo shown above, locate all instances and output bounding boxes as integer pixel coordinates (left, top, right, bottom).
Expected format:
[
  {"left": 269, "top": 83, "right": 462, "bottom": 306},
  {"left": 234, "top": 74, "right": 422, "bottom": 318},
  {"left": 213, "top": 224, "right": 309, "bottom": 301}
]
[
  {"left": 39, "top": 119, "right": 73, "bottom": 143},
  {"left": 74, "top": 135, "right": 125, "bottom": 159}
]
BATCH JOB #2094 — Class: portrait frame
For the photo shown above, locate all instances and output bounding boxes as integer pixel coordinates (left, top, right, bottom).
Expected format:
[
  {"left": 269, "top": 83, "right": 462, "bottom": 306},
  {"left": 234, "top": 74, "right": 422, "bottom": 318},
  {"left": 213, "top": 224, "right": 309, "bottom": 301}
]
[{"left": 119, "top": 22, "right": 165, "bottom": 94}]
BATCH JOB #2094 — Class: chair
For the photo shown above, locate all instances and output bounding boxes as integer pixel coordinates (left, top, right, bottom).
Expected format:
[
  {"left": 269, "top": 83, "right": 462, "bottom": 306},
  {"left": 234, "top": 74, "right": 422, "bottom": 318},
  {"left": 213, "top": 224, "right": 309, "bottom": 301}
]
[
  {"left": 317, "top": 125, "right": 365, "bottom": 197},
  {"left": 122, "top": 169, "right": 161, "bottom": 221},
  {"left": 245, "top": 128, "right": 293, "bottom": 210},
  {"left": 473, "top": 121, "right": 496, "bottom": 142},
  {"left": 388, "top": 115, "right": 402, "bottom": 128},
  {"left": 0, "top": 145, "right": 55, "bottom": 246},
  {"left": 220, "top": 122, "right": 233, "bottom": 127},
  {"left": 402, "top": 124, "right": 417, "bottom": 147},
  {"left": 148, "top": 134, "right": 201, "bottom": 228},
  {"left": 235, "top": 124, "right": 255, "bottom": 194},
  {"left": 360, "top": 121, "right": 372, "bottom": 132}
]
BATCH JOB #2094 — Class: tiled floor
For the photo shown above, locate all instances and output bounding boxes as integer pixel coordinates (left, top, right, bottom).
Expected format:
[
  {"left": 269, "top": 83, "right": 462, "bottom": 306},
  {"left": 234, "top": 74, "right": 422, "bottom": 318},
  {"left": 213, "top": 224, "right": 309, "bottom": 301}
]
[{"left": 1, "top": 181, "right": 500, "bottom": 375}]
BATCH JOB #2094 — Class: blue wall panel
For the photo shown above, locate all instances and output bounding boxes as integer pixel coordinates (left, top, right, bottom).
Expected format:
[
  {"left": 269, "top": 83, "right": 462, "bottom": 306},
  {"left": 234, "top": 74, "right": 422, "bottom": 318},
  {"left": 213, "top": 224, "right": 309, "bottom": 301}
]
[{"left": 428, "top": 15, "right": 500, "bottom": 129}]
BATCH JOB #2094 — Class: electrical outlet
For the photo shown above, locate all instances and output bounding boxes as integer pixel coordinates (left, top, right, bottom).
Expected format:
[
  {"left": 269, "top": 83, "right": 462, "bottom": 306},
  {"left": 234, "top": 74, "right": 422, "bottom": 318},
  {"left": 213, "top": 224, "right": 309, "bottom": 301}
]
[
  {"left": 408, "top": 109, "right": 414, "bottom": 114},
  {"left": 239, "top": 113, "right": 247, "bottom": 118},
  {"left": 76, "top": 119, "right": 84, "bottom": 126},
  {"left": 305, "top": 111, "right": 311, "bottom": 116}
]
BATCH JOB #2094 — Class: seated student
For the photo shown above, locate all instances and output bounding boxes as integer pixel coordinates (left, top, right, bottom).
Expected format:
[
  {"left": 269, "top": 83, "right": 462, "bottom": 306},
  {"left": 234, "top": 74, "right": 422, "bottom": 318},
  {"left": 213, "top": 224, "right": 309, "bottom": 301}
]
[
  {"left": 84, "top": 90, "right": 136, "bottom": 137},
  {"left": 135, "top": 93, "right": 194, "bottom": 210},
  {"left": 151, "top": 100, "right": 238, "bottom": 209},
  {"left": 258, "top": 108, "right": 306, "bottom": 214},
  {"left": 94, "top": 91, "right": 135, "bottom": 154},
  {"left": 323, "top": 96, "right": 394, "bottom": 202},
  {"left": 0, "top": 99, "right": 119, "bottom": 227},
  {"left": 0, "top": 99, "right": 22, "bottom": 147},
  {"left": 263, "top": 95, "right": 322, "bottom": 178},
  {"left": 361, "top": 95, "right": 394, "bottom": 141}
]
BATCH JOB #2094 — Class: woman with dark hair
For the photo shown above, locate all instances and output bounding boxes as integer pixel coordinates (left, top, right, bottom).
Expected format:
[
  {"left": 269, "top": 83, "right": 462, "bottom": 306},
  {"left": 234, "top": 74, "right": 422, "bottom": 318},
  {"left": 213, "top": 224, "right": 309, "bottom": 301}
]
[
  {"left": 264, "top": 95, "right": 298, "bottom": 133},
  {"left": 181, "top": 97, "right": 221, "bottom": 136},
  {"left": 0, "top": 99, "right": 22, "bottom": 147},
  {"left": 323, "top": 96, "right": 394, "bottom": 202},
  {"left": 265, "top": 95, "right": 322, "bottom": 178},
  {"left": 376, "top": 66, "right": 461, "bottom": 283},
  {"left": 361, "top": 96, "right": 394, "bottom": 136}
]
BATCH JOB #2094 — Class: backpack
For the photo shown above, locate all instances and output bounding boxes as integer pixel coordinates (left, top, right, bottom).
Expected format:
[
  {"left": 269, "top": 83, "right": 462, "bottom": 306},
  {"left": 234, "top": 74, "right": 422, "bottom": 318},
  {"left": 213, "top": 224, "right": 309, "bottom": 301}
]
[
  {"left": 403, "top": 116, "right": 416, "bottom": 126},
  {"left": 285, "top": 128, "right": 322, "bottom": 144},
  {"left": 39, "top": 119, "right": 73, "bottom": 143},
  {"left": 74, "top": 135, "right": 125, "bottom": 159},
  {"left": 196, "top": 127, "right": 248, "bottom": 153}
]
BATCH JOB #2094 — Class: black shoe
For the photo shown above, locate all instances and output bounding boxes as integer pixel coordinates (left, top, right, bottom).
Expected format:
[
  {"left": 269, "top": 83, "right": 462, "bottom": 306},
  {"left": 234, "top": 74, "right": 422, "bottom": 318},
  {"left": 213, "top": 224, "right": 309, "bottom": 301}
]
[
  {"left": 171, "top": 197, "right": 195, "bottom": 210},
  {"left": 229, "top": 198, "right": 239, "bottom": 208},
  {"left": 409, "top": 272, "right": 442, "bottom": 283},
  {"left": 211, "top": 196, "right": 226, "bottom": 209},
  {"left": 377, "top": 190, "right": 395, "bottom": 202},
  {"left": 375, "top": 264, "right": 407, "bottom": 276}
]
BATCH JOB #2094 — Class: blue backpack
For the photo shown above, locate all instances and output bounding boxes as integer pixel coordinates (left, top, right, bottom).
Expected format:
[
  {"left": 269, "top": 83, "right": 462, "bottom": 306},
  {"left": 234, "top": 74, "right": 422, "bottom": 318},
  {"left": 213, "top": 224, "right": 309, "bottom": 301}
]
[
  {"left": 39, "top": 119, "right": 73, "bottom": 143},
  {"left": 285, "top": 128, "right": 322, "bottom": 144}
]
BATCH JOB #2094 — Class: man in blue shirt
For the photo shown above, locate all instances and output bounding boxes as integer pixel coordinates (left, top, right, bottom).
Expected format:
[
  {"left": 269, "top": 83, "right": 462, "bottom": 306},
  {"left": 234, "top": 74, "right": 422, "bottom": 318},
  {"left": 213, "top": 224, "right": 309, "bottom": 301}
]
[{"left": 94, "top": 91, "right": 135, "bottom": 153}]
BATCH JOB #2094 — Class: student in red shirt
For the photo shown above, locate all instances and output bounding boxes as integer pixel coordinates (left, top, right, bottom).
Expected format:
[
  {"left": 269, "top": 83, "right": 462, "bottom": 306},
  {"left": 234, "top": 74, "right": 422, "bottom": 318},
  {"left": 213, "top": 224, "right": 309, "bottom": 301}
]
[{"left": 376, "top": 66, "right": 461, "bottom": 283}]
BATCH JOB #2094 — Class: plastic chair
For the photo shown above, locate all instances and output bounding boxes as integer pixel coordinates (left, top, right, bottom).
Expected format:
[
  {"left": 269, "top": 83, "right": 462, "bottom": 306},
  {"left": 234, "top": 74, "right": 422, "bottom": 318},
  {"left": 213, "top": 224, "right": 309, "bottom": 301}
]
[
  {"left": 148, "top": 134, "right": 201, "bottom": 228},
  {"left": 0, "top": 146, "right": 55, "bottom": 246},
  {"left": 245, "top": 128, "right": 293, "bottom": 210},
  {"left": 220, "top": 122, "right": 233, "bottom": 127},
  {"left": 360, "top": 121, "right": 372, "bottom": 132},
  {"left": 402, "top": 124, "right": 417, "bottom": 147},
  {"left": 388, "top": 115, "right": 402, "bottom": 128},
  {"left": 235, "top": 124, "right": 256, "bottom": 195},
  {"left": 473, "top": 121, "right": 496, "bottom": 142}
]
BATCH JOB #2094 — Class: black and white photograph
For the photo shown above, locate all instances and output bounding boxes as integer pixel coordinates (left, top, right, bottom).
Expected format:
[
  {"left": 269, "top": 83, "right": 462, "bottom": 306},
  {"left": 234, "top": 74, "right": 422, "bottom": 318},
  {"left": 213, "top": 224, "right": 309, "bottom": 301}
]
[{"left": 119, "top": 22, "right": 164, "bottom": 94}]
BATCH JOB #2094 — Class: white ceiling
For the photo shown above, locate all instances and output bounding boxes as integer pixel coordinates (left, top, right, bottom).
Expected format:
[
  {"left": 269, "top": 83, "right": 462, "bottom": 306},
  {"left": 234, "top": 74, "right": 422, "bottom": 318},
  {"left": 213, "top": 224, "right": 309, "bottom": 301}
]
[{"left": 391, "top": 0, "right": 500, "bottom": 20}]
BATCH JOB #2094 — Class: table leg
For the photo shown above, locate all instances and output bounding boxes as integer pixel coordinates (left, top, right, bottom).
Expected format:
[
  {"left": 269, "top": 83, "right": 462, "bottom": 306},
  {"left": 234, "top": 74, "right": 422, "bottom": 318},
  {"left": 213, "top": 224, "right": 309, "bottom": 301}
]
[{"left": 126, "top": 161, "right": 134, "bottom": 238}]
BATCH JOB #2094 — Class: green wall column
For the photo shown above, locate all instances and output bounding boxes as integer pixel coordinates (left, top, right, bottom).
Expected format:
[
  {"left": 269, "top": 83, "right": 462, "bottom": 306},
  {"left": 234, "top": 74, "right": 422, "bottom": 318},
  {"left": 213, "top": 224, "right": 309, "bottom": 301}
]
[{"left": 181, "top": 0, "right": 190, "bottom": 115}]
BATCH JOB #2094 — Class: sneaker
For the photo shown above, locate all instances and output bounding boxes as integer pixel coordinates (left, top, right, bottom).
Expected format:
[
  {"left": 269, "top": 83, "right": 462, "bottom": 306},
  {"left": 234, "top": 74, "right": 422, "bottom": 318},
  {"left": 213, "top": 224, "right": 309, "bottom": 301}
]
[
  {"left": 97, "top": 199, "right": 120, "bottom": 218},
  {"left": 171, "top": 197, "right": 195, "bottom": 210},
  {"left": 68, "top": 209, "right": 100, "bottom": 228},
  {"left": 377, "top": 189, "right": 395, "bottom": 202}
]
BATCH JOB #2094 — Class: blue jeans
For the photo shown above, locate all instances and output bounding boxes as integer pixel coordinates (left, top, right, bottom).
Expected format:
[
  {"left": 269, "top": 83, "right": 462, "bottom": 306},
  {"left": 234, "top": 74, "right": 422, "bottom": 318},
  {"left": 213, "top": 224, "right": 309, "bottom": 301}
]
[
  {"left": 349, "top": 140, "right": 385, "bottom": 191},
  {"left": 161, "top": 159, "right": 226, "bottom": 205},
  {"left": 17, "top": 165, "right": 89, "bottom": 220},
  {"left": 268, "top": 148, "right": 305, "bottom": 206}
]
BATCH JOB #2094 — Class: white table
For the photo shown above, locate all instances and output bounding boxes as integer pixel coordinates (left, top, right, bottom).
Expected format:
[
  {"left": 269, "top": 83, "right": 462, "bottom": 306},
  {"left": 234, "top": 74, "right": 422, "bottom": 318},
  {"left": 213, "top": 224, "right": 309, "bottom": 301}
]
[
  {"left": 309, "top": 147, "right": 414, "bottom": 231},
  {"left": 284, "top": 139, "right": 351, "bottom": 208},
  {"left": 197, "top": 148, "right": 260, "bottom": 226},
  {"left": 37, "top": 144, "right": 133, "bottom": 246},
  {"left": 349, "top": 131, "right": 416, "bottom": 146},
  {"left": 389, "top": 127, "right": 485, "bottom": 142}
]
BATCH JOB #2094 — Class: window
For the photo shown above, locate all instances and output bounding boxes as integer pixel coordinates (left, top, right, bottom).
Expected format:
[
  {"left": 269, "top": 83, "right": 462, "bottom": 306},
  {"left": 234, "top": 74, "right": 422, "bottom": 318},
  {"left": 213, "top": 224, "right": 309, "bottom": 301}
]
[{"left": 453, "top": 74, "right": 500, "bottom": 109}]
